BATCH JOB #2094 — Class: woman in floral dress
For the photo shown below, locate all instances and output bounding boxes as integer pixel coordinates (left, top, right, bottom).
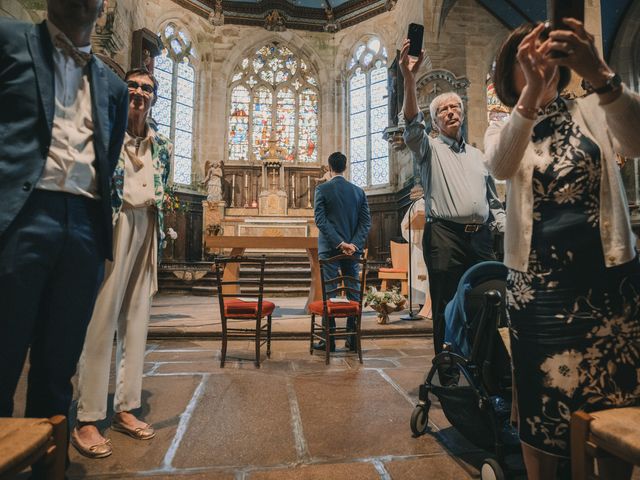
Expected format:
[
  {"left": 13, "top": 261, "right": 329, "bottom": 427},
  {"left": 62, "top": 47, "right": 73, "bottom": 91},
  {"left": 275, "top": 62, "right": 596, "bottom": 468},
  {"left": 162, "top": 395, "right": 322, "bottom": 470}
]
[{"left": 485, "top": 21, "right": 640, "bottom": 479}]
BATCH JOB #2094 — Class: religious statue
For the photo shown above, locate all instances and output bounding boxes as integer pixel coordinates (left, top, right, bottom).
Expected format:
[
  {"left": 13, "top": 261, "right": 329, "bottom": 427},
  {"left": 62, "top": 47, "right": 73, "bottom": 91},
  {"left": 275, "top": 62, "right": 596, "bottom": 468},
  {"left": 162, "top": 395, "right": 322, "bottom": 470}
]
[
  {"left": 202, "top": 160, "right": 224, "bottom": 203},
  {"left": 323, "top": 6, "right": 339, "bottom": 33},
  {"left": 265, "top": 9, "right": 286, "bottom": 32},
  {"left": 314, "top": 165, "right": 331, "bottom": 185},
  {"left": 209, "top": 0, "right": 224, "bottom": 27}
]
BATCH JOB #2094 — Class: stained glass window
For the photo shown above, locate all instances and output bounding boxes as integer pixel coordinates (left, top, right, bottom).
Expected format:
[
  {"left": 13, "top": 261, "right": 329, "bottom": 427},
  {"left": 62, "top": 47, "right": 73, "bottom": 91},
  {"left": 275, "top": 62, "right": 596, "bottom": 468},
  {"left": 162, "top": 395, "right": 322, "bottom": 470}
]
[
  {"left": 227, "top": 42, "right": 320, "bottom": 162},
  {"left": 153, "top": 23, "right": 196, "bottom": 185},
  {"left": 348, "top": 38, "right": 389, "bottom": 187}
]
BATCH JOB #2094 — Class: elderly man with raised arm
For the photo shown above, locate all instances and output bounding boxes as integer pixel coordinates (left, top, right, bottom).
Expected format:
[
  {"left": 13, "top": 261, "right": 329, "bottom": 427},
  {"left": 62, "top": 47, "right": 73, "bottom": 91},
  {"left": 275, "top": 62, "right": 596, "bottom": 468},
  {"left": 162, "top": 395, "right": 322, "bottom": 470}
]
[{"left": 399, "top": 39, "right": 505, "bottom": 354}]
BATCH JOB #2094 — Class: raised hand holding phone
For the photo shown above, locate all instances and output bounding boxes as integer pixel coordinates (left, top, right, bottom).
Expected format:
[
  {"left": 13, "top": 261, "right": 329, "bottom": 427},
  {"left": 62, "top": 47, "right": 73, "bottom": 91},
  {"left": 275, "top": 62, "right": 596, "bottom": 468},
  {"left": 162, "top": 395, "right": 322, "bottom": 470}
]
[{"left": 407, "top": 23, "right": 424, "bottom": 57}]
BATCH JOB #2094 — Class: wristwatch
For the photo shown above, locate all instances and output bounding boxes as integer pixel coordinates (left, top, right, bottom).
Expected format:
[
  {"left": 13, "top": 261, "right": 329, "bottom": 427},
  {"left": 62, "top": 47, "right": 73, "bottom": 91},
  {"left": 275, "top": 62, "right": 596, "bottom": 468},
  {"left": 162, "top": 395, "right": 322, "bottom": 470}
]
[{"left": 591, "top": 72, "right": 622, "bottom": 95}]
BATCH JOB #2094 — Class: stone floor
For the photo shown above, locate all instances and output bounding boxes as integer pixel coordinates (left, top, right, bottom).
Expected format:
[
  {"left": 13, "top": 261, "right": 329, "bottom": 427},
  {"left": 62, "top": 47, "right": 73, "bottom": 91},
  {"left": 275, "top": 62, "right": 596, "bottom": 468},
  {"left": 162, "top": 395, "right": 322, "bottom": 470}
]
[{"left": 10, "top": 295, "right": 640, "bottom": 479}]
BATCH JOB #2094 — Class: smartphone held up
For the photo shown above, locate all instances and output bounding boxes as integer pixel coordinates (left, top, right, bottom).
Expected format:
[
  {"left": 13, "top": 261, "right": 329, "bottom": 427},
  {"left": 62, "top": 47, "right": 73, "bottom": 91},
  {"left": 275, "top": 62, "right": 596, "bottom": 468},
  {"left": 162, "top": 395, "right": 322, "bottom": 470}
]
[
  {"left": 407, "top": 23, "right": 424, "bottom": 57},
  {"left": 547, "top": 0, "right": 584, "bottom": 58}
]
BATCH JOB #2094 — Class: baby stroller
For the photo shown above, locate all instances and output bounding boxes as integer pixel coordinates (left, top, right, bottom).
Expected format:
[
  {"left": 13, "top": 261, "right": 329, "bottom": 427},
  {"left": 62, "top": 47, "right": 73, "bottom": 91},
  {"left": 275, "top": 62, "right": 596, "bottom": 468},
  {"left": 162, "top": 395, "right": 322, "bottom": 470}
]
[{"left": 409, "top": 261, "right": 520, "bottom": 480}]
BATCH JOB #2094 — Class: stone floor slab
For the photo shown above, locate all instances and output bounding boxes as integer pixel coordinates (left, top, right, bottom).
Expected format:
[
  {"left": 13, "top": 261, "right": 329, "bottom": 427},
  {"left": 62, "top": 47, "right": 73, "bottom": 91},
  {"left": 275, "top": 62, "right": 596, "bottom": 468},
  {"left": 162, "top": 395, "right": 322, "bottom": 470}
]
[
  {"left": 67, "top": 375, "right": 203, "bottom": 477},
  {"left": 293, "top": 370, "right": 445, "bottom": 460},
  {"left": 171, "top": 371, "right": 298, "bottom": 468},
  {"left": 383, "top": 454, "right": 476, "bottom": 479},
  {"left": 247, "top": 461, "right": 380, "bottom": 479}
]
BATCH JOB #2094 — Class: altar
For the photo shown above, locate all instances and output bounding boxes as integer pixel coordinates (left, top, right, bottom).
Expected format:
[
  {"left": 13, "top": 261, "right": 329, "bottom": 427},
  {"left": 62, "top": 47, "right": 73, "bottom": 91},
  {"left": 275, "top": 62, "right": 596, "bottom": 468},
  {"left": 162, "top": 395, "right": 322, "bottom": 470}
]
[{"left": 205, "top": 235, "right": 321, "bottom": 313}]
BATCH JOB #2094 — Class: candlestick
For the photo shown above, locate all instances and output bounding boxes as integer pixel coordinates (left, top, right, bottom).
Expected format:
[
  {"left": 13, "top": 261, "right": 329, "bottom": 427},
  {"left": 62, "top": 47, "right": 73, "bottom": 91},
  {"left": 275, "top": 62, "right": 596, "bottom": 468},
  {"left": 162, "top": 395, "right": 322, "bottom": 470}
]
[
  {"left": 291, "top": 174, "right": 295, "bottom": 208},
  {"left": 307, "top": 175, "right": 311, "bottom": 208},
  {"left": 231, "top": 174, "right": 236, "bottom": 207}
]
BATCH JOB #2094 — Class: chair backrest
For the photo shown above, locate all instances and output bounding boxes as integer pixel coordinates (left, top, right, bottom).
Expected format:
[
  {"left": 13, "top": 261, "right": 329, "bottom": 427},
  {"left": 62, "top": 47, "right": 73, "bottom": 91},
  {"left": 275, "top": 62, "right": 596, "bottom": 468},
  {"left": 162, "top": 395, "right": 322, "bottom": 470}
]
[
  {"left": 389, "top": 241, "right": 408, "bottom": 270},
  {"left": 212, "top": 255, "right": 267, "bottom": 319},
  {"left": 319, "top": 254, "right": 368, "bottom": 310}
]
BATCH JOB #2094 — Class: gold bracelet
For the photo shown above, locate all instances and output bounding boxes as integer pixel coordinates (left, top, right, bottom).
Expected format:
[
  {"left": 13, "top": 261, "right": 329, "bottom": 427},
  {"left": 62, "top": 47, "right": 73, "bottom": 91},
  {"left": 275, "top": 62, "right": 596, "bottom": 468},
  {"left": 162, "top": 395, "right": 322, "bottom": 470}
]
[{"left": 516, "top": 104, "right": 538, "bottom": 118}]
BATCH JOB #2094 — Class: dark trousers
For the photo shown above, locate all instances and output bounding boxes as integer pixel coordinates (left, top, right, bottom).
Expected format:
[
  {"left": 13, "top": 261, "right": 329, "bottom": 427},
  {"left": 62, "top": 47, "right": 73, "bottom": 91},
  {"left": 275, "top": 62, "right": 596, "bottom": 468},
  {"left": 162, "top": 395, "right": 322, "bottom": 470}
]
[
  {"left": 423, "top": 220, "right": 495, "bottom": 353},
  {"left": 319, "top": 250, "right": 361, "bottom": 346},
  {"left": 0, "top": 190, "right": 105, "bottom": 419}
]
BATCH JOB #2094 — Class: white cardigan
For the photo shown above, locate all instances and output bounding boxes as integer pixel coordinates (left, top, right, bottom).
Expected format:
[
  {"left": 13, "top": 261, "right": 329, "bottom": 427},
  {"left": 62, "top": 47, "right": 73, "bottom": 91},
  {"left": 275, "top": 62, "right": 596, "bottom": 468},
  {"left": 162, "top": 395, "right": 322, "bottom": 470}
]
[{"left": 484, "top": 86, "right": 640, "bottom": 272}]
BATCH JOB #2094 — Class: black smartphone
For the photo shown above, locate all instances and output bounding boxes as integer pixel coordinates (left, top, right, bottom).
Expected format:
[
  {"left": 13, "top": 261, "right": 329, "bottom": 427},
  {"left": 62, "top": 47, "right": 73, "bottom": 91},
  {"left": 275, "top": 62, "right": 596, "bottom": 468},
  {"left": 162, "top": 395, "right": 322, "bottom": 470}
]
[
  {"left": 407, "top": 23, "right": 424, "bottom": 57},
  {"left": 549, "top": 0, "right": 584, "bottom": 31},
  {"left": 547, "top": 0, "right": 584, "bottom": 57}
]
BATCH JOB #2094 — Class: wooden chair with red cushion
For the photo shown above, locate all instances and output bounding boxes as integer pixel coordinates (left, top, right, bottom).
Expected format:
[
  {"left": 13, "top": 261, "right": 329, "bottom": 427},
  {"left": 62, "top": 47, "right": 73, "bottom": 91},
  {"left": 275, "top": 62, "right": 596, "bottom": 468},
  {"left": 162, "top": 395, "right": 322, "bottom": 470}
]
[
  {"left": 309, "top": 254, "right": 368, "bottom": 365},
  {"left": 213, "top": 255, "right": 275, "bottom": 368}
]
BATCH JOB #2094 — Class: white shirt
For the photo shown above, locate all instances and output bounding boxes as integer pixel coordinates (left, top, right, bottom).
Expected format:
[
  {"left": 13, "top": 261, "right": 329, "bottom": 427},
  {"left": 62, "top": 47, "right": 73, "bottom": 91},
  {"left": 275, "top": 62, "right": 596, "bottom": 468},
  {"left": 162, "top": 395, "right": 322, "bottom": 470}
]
[
  {"left": 36, "top": 21, "right": 98, "bottom": 199},
  {"left": 122, "top": 131, "right": 156, "bottom": 208}
]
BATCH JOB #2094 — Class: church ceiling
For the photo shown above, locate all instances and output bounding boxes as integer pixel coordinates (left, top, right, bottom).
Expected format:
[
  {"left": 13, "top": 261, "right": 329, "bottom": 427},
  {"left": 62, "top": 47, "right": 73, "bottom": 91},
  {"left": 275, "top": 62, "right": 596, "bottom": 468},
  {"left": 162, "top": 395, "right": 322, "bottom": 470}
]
[{"left": 169, "top": 0, "right": 392, "bottom": 33}]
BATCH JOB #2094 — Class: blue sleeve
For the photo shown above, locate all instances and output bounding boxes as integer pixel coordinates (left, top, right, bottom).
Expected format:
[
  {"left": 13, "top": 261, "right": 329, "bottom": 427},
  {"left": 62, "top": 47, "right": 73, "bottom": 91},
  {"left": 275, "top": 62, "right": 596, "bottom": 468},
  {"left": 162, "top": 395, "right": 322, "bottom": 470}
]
[
  {"left": 313, "top": 186, "right": 343, "bottom": 248},
  {"left": 402, "top": 111, "right": 432, "bottom": 166},
  {"left": 350, "top": 192, "right": 371, "bottom": 250}
]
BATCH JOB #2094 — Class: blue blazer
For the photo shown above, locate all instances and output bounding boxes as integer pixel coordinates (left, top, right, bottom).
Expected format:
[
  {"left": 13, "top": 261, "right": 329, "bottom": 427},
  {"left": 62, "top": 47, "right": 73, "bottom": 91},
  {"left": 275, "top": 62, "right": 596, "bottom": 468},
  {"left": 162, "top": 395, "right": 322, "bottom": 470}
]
[
  {"left": 314, "top": 176, "right": 371, "bottom": 255},
  {"left": 0, "top": 19, "right": 128, "bottom": 259}
]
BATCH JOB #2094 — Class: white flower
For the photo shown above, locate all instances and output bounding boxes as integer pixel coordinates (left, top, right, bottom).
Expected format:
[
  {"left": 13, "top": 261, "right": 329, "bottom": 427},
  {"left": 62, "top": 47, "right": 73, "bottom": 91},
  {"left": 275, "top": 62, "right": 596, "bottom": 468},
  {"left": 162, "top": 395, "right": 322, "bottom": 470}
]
[
  {"left": 167, "top": 227, "right": 178, "bottom": 240},
  {"left": 540, "top": 350, "right": 582, "bottom": 396}
]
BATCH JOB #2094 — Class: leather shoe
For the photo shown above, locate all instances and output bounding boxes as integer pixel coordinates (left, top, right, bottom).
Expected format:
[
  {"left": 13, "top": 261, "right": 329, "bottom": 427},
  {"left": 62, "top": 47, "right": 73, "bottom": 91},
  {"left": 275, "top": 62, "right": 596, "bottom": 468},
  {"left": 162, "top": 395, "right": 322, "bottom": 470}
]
[
  {"left": 112, "top": 419, "right": 156, "bottom": 440},
  {"left": 313, "top": 341, "right": 335, "bottom": 352},
  {"left": 70, "top": 427, "right": 112, "bottom": 458},
  {"left": 345, "top": 340, "right": 357, "bottom": 352}
]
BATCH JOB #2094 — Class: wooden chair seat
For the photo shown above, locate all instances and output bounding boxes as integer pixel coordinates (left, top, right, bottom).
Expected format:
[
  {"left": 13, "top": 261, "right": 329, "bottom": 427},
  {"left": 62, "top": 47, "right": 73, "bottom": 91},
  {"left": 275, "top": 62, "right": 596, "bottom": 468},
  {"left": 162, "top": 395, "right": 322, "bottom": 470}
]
[
  {"left": 377, "top": 241, "right": 409, "bottom": 295},
  {"left": 571, "top": 407, "right": 640, "bottom": 479},
  {"left": 0, "top": 416, "right": 66, "bottom": 480},
  {"left": 308, "top": 299, "right": 361, "bottom": 316}
]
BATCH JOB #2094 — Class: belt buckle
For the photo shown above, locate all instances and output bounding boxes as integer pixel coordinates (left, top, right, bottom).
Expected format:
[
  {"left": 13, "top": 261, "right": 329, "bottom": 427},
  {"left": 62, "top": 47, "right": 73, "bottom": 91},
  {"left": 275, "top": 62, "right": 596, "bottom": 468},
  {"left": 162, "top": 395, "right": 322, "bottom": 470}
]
[{"left": 464, "top": 224, "right": 479, "bottom": 233}]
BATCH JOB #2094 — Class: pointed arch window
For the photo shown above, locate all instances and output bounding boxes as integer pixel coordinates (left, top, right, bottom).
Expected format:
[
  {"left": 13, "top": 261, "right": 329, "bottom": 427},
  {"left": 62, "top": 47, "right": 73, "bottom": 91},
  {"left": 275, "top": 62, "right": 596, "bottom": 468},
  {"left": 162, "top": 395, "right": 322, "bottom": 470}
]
[
  {"left": 347, "top": 37, "right": 389, "bottom": 188},
  {"left": 228, "top": 42, "right": 320, "bottom": 162},
  {"left": 154, "top": 23, "right": 196, "bottom": 185}
]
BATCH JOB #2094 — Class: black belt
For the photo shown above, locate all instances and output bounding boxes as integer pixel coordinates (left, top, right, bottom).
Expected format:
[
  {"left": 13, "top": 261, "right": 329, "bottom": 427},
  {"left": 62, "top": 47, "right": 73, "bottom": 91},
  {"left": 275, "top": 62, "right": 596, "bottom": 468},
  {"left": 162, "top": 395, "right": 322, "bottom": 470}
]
[{"left": 429, "top": 217, "right": 484, "bottom": 233}]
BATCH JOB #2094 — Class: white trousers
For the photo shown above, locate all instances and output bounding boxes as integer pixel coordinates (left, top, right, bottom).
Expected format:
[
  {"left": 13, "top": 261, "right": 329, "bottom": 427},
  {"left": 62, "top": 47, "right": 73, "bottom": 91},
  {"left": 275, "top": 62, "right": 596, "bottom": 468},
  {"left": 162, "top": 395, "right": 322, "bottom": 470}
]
[{"left": 76, "top": 207, "right": 155, "bottom": 422}]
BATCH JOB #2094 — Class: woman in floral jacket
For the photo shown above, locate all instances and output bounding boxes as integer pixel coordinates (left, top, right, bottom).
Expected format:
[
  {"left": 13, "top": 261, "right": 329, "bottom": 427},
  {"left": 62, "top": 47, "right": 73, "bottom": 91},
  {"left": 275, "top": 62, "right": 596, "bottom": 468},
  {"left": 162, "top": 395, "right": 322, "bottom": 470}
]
[
  {"left": 71, "top": 68, "right": 172, "bottom": 458},
  {"left": 485, "top": 21, "right": 640, "bottom": 479}
]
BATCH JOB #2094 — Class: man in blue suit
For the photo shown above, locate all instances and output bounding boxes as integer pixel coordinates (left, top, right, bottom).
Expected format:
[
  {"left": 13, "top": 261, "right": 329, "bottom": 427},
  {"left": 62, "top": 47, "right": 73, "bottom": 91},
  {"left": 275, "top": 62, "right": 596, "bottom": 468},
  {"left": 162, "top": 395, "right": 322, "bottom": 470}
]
[
  {"left": 314, "top": 152, "right": 371, "bottom": 351},
  {"left": 0, "top": 0, "right": 128, "bottom": 435}
]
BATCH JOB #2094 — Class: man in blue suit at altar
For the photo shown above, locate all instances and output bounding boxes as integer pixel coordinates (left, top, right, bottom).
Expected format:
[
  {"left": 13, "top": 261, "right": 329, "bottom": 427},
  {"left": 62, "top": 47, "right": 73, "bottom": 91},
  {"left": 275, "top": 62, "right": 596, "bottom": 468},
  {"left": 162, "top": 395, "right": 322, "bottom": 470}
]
[
  {"left": 313, "top": 151, "right": 371, "bottom": 351},
  {"left": 0, "top": 0, "right": 128, "bottom": 443}
]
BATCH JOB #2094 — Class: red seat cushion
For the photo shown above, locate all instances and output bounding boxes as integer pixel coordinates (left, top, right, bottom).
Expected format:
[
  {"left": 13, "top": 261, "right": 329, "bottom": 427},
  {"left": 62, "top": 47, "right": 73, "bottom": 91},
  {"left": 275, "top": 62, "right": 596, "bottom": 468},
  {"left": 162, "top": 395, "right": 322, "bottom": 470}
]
[
  {"left": 379, "top": 267, "right": 407, "bottom": 273},
  {"left": 224, "top": 299, "right": 276, "bottom": 317},
  {"left": 309, "top": 300, "right": 361, "bottom": 316}
]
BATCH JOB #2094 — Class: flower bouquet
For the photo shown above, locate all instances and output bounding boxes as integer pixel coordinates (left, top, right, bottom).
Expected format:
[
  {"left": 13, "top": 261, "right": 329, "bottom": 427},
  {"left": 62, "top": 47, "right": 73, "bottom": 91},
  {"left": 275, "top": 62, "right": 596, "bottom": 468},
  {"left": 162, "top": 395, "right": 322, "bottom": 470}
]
[{"left": 364, "top": 286, "right": 407, "bottom": 325}]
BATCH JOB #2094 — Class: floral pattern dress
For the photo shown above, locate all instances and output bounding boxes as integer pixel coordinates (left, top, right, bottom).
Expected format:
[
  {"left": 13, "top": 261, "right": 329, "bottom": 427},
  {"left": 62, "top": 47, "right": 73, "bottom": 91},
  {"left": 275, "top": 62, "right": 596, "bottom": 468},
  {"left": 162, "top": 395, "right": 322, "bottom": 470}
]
[{"left": 506, "top": 97, "right": 640, "bottom": 457}]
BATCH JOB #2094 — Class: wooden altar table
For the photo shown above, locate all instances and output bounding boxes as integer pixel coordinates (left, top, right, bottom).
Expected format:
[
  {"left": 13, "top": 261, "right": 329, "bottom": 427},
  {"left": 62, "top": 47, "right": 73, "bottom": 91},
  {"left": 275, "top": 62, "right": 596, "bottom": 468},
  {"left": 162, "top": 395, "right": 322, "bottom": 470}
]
[{"left": 205, "top": 236, "right": 320, "bottom": 313}]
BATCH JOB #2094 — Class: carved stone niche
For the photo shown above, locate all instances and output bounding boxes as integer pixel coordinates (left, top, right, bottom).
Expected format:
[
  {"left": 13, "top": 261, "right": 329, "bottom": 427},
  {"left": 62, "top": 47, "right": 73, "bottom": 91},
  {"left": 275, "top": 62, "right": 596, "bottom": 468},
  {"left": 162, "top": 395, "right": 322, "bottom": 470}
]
[
  {"left": 92, "top": 1, "right": 121, "bottom": 57},
  {"left": 416, "top": 69, "right": 470, "bottom": 134},
  {"left": 131, "top": 28, "right": 163, "bottom": 72}
]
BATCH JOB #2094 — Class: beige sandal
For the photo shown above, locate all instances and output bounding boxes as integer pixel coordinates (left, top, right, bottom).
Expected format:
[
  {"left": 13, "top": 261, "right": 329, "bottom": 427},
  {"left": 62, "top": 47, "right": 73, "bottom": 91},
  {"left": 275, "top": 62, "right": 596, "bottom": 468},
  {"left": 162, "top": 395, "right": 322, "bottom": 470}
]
[
  {"left": 111, "top": 419, "right": 156, "bottom": 440},
  {"left": 70, "top": 427, "right": 112, "bottom": 458}
]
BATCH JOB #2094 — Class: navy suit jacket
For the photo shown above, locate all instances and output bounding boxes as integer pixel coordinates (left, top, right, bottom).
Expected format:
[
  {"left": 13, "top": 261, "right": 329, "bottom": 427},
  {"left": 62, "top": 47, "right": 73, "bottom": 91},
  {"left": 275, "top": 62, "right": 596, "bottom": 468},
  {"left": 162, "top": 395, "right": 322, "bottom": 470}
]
[
  {"left": 314, "top": 176, "right": 371, "bottom": 255},
  {"left": 0, "top": 19, "right": 128, "bottom": 259}
]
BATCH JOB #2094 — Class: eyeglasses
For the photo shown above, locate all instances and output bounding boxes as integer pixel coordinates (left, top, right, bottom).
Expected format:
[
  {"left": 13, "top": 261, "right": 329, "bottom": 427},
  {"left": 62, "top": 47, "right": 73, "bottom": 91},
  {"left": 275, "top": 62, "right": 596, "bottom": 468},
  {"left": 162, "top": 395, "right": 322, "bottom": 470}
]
[
  {"left": 437, "top": 103, "right": 462, "bottom": 115},
  {"left": 127, "top": 81, "right": 155, "bottom": 95}
]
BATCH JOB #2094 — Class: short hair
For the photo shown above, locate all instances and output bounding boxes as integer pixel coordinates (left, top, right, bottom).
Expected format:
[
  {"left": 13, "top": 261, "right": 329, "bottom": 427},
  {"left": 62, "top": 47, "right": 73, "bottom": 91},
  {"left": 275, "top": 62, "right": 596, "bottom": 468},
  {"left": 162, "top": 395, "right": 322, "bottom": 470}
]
[
  {"left": 125, "top": 67, "right": 159, "bottom": 103},
  {"left": 492, "top": 22, "right": 571, "bottom": 108},
  {"left": 429, "top": 92, "right": 464, "bottom": 128},
  {"left": 328, "top": 151, "right": 347, "bottom": 173}
]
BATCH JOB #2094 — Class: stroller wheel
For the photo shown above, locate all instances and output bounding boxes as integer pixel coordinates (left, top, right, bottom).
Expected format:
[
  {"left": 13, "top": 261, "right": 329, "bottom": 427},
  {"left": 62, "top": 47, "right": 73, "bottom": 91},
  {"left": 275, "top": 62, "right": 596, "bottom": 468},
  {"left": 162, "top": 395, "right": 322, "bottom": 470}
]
[
  {"left": 480, "top": 458, "right": 505, "bottom": 480},
  {"left": 410, "top": 400, "right": 430, "bottom": 436}
]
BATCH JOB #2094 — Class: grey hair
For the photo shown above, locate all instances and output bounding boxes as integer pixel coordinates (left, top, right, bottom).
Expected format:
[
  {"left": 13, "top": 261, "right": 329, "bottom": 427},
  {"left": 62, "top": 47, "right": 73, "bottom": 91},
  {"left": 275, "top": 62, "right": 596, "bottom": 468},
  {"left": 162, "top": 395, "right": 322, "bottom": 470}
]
[{"left": 429, "top": 92, "right": 464, "bottom": 127}]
